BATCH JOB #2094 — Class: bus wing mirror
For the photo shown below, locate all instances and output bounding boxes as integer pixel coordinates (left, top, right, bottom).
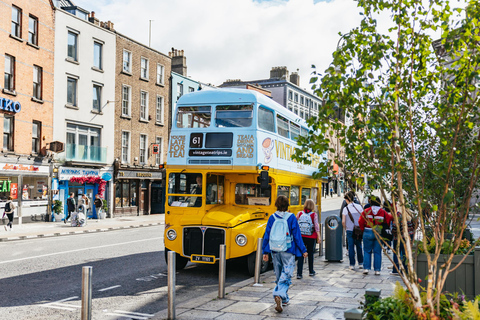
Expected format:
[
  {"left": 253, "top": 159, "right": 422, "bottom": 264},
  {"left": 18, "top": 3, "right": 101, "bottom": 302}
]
[{"left": 257, "top": 170, "right": 269, "bottom": 189}]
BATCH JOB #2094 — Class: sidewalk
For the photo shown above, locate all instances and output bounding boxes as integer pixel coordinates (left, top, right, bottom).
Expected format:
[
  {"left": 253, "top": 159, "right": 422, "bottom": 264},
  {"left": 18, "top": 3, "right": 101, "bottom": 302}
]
[{"left": 0, "top": 214, "right": 164, "bottom": 242}]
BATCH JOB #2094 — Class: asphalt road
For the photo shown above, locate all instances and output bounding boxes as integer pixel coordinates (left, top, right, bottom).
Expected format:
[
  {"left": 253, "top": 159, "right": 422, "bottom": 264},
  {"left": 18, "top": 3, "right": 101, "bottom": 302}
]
[{"left": 0, "top": 225, "right": 252, "bottom": 320}]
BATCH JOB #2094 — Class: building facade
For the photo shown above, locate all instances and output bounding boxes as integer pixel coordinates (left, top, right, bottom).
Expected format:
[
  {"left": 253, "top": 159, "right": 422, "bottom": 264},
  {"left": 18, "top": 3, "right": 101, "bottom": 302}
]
[
  {"left": 0, "top": 0, "right": 55, "bottom": 223},
  {"left": 113, "top": 33, "right": 171, "bottom": 216},
  {"left": 52, "top": 2, "right": 116, "bottom": 218}
]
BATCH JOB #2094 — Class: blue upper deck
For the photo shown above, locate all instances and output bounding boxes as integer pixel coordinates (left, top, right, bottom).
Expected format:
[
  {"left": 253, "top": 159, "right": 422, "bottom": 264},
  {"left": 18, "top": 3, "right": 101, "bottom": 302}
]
[{"left": 167, "top": 88, "right": 323, "bottom": 175}]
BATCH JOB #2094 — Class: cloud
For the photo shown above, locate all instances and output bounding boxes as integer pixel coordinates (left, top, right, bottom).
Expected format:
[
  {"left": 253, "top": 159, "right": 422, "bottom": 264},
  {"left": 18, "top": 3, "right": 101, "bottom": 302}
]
[{"left": 75, "top": 0, "right": 364, "bottom": 90}]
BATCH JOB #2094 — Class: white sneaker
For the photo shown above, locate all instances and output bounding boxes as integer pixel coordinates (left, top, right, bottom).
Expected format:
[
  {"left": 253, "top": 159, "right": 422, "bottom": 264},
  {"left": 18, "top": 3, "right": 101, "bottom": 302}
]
[
  {"left": 375, "top": 271, "right": 381, "bottom": 275},
  {"left": 349, "top": 266, "right": 355, "bottom": 270},
  {"left": 358, "top": 265, "right": 363, "bottom": 269},
  {"left": 363, "top": 269, "right": 369, "bottom": 275}
]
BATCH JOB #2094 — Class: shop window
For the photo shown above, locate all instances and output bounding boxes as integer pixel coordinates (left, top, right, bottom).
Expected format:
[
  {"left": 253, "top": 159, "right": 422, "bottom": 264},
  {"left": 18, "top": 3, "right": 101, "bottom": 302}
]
[
  {"left": 0, "top": 177, "right": 18, "bottom": 201},
  {"left": 290, "top": 186, "right": 300, "bottom": 206},
  {"left": 22, "top": 177, "right": 48, "bottom": 200},
  {"left": 3, "top": 116, "right": 14, "bottom": 152},
  {"left": 301, "top": 188, "right": 311, "bottom": 205},
  {"left": 32, "top": 121, "right": 41, "bottom": 154},
  {"left": 115, "top": 180, "right": 137, "bottom": 208},
  {"left": 206, "top": 174, "right": 224, "bottom": 205}
]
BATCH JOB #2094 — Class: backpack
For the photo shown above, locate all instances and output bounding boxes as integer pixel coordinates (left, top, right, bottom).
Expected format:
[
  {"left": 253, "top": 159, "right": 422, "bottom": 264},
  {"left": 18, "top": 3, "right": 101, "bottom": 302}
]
[
  {"left": 4, "top": 202, "right": 10, "bottom": 212},
  {"left": 298, "top": 211, "right": 314, "bottom": 236},
  {"left": 269, "top": 212, "right": 292, "bottom": 252}
]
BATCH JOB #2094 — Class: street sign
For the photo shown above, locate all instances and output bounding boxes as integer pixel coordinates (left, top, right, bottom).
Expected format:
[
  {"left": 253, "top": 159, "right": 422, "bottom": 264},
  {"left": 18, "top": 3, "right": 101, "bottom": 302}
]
[{"left": 152, "top": 144, "right": 159, "bottom": 154}]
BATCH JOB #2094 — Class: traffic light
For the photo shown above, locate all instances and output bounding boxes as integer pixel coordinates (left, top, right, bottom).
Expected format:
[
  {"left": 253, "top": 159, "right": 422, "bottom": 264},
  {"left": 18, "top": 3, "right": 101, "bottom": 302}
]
[{"left": 257, "top": 170, "right": 269, "bottom": 189}]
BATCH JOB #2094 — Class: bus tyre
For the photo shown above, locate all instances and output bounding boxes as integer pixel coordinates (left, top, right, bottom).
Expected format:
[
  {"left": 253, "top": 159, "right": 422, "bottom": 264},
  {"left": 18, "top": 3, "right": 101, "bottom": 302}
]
[
  {"left": 247, "top": 252, "right": 269, "bottom": 276},
  {"left": 164, "top": 248, "right": 189, "bottom": 270}
]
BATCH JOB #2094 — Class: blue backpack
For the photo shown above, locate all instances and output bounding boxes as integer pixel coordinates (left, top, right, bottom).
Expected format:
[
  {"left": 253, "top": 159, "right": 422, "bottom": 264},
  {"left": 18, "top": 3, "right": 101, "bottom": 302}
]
[{"left": 269, "top": 212, "right": 293, "bottom": 252}]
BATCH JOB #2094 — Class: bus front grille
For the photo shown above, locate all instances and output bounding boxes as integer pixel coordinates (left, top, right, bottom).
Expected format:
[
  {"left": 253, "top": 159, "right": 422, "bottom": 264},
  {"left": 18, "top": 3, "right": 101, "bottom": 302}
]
[{"left": 183, "top": 227, "right": 225, "bottom": 259}]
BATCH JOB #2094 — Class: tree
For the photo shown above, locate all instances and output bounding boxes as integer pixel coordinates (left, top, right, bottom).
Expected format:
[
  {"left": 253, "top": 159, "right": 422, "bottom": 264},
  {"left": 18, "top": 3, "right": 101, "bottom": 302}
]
[{"left": 296, "top": 0, "right": 480, "bottom": 317}]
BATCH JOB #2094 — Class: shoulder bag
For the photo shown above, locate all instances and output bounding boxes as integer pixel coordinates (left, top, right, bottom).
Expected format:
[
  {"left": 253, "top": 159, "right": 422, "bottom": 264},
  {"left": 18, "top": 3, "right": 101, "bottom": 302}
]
[{"left": 346, "top": 206, "right": 363, "bottom": 241}]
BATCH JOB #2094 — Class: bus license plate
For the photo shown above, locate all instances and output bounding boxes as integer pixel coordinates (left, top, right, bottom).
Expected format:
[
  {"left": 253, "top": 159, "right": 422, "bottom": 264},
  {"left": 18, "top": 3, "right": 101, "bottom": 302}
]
[{"left": 191, "top": 255, "right": 216, "bottom": 264}]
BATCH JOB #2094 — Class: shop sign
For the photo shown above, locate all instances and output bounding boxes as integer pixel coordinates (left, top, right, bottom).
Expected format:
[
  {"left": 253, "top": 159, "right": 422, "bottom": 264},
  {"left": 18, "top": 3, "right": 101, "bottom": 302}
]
[
  {"left": 117, "top": 170, "right": 162, "bottom": 179},
  {"left": 0, "top": 97, "right": 21, "bottom": 113},
  {"left": 59, "top": 167, "right": 99, "bottom": 180},
  {"left": 0, "top": 162, "right": 49, "bottom": 173}
]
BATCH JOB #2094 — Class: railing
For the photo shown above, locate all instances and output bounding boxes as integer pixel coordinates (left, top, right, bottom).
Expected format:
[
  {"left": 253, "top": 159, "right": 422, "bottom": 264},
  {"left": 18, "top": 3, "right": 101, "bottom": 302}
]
[{"left": 66, "top": 143, "right": 107, "bottom": 163}]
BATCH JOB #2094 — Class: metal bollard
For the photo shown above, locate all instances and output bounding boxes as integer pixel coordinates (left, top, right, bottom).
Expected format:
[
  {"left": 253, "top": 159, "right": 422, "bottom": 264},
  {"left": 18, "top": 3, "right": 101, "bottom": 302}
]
[
  {"left": 81, "top": 266, "right": 92, "bottom": 320},
  {"left": 253, "top": 238, "right": 263, "bottom": 286},
  {"left": 167, "top": 251, "right": 176, "bottom": 320},
  {"left": 218, "top": 244, "right": 226, "bottom": 298},
  {"left": 319, "top": 223, "right": 323, "bottom": 256}
]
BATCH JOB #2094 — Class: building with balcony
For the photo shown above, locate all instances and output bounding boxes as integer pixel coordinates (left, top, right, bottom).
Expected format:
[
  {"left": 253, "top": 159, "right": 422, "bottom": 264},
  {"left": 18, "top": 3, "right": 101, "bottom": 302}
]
[
  {"left": 113, "top": 33, "right": 171, "bottom": 216},
  {"left": 52, "top": 1, "right": 116, "bottom": 218},
  {"left": 0, "top": 0, "right": 55, "bottom": 223}
]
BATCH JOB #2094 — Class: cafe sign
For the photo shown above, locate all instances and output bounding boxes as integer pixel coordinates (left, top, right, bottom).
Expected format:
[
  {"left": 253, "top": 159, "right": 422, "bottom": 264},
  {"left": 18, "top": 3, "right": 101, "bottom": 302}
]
[
  {"left": 0, "top": 97, "right": 21, "bottom": 113},
  {"left": 59, "top": 167, "right": 99, "bottom": 180},
  {"left": 0, "top": 162, "right": 49, "bottom": 173},
  {"left": 117, "top": 170, "right": 162, "bottom": 179}
]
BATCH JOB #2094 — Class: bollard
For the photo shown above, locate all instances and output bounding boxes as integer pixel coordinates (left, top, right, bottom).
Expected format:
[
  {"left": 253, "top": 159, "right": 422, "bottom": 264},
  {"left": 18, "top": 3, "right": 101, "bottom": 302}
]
[
  {"left": 218, "top": 244, "right": 226, "bottom": 298},
  {"left": 365, "top": 288, "right": 381, "bottom": 308},
  {"left": 319, "top": 223, "right": 323, "bottom": 256},
  {"left": 344, "top": 308, "right": 363, "bottom": 320},
  {"left": 167, "top": 251, "right": 176, "bottom": 320},
  {"left": 81, "top": 266, "right": 92, "bottom": 320},
  {"left": 253, "top": 238, "right": 264, "bottom": 286}
]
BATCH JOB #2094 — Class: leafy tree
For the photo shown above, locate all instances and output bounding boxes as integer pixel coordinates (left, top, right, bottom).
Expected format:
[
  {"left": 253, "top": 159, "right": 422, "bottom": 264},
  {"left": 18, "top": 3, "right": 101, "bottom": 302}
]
[{"left": 296, "top": 0, "right": 480, "bottom": 316}]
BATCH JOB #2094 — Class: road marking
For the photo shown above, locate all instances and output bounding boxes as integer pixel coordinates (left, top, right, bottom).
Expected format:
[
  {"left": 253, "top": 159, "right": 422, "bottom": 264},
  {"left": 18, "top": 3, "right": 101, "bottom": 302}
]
[
  {"left": 39, "top": 296, "right": 80, "bottom": 312},
  {"left": 104, "top": 311, "right": 151, "bottom": 319},
  {"left": 98, "top": 285, "right": 121, "bottom": 292},
  {"left": 0, "top": 237, "right": 164, "bottom": 265},
  {"left": 136, "top": 273, "right": 167, "bottom": 281},
  {"left": 114, "top": 310, "right": 154, "bottom": 317}
]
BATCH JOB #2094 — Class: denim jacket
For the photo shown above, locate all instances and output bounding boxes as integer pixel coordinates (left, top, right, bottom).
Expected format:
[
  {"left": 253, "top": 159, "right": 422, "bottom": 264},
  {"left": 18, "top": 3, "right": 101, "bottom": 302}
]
[{"left": 262, "top": 211, "right": 307, "bottom": 257}]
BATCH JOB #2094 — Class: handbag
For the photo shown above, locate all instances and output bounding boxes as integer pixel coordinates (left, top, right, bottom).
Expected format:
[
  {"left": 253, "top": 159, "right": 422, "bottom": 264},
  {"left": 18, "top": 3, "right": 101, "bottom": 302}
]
[
  {"left": 346, "top": 206, "right": 363, "bottom": 241},
  {"left": 381, "top": 222, "right": 393, "bottom": 241}
]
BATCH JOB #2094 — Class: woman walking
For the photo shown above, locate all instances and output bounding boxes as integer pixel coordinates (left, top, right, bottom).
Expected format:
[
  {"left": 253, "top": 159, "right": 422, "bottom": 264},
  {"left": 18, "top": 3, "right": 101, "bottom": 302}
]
[
  {"left": 342, "top": 191, "right": 364, "bottom": 270},
  {"left": 4, "top": 196, "right": 15, "bottom": 231},
  {"left": 296, "top": 199, "right": 320, "bottom": 278}
]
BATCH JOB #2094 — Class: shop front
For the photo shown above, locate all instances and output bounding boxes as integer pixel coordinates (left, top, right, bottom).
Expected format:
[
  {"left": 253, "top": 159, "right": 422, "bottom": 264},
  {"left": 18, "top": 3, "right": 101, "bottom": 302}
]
[
  {"left": 57, "top": 166, "right": 111, "bottom": 219},
  {"left": 114, "top": 169, "right": 163, "bottom": 216},
  {"left": 0, "top": 162, "right": 50, "bottom": 223}
]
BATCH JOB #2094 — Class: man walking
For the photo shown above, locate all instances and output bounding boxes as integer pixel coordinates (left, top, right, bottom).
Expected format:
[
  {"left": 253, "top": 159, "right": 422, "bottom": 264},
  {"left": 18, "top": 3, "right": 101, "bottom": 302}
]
[
  {"left": 65, "top": 192, "right": 76, "bottom": 223},
  {"left": 94, "top": 194, "right": 103, "bottom": 218}
]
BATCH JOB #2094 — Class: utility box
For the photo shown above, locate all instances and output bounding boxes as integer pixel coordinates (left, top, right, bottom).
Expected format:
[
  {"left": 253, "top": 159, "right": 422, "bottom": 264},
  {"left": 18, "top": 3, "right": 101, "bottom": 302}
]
[{"left": 325, "top": 215, "right": 343, "bottom": 261}]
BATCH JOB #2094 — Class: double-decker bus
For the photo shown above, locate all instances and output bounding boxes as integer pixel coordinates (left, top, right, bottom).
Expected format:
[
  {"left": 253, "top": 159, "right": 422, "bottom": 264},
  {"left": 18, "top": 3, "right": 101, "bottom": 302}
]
[{"left": 164, "top": 88, "right": 324, "bottom": 275}]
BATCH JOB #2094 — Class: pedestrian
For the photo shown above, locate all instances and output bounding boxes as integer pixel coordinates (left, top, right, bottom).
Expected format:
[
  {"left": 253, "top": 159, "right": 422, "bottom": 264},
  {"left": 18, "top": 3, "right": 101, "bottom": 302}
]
[
  {"left": 330, "top": 186, "right": 334, "bottom": 197},
  {"left": 342, "top": 191, "right": 364, "bottom": 270},
  {"left": 339, "top": 192, "right": 360, "bottom": 250},
  {"left": 94, "top": 194, "right": 103, "bottom": 218},
  {"left": 262, "top": 195, "right": 307, "bottom": 313},
  {"left": 363, "top": 195, "right": 372, "bottom": 210},
  {"left": 296, "top": 199, "right": 320, "bottom": 279},
  {"left": 3, "top": 196, "right": 15, "bottom": 231},
  {"left": 66, "top": 192, "right": 76, "bottom": 224},
  {"left": 359, "top": 196, "right": 392, "bottom": 275},
  {"left": 82, "top": 194, "right": 91, "bottom": 216},
  {"left": 382, "top": 201, "right": 393, "bottom": 253},
  {"left": 391, "top": 208, "right": 414, "bottom": 275}
]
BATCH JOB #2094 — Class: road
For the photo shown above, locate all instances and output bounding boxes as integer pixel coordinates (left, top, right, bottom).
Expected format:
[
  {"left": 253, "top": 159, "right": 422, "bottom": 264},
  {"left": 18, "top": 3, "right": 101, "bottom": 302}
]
[{"left": 0, "top": 225, "right": 252, "bottom": 320}]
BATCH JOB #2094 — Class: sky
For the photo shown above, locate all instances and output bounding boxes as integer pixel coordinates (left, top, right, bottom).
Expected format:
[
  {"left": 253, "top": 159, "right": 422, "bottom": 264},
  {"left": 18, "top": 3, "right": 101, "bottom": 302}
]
[{"left": 72, "top": 0, "right": 368, "bottom": 91}]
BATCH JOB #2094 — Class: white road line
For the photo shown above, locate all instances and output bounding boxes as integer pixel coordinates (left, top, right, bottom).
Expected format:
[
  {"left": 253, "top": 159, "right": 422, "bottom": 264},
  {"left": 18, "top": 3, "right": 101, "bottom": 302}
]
[
  {"left": 98, "top": 285, "right": 121, "bottom": 292},
  {"left": 40, "top": 304, "right": 77, "bottom": 311},
  {"left": 50, "top": 296, "right": 79, "bottom": 303},
  {"left": 0, "top": 237, "right": 164, "bottom": 265},
  {"left": 114, "top": 310, "right": 155, "bottom": 317},
  {"left": 104, "top": 312, "right": 148, "bottom": 319}
]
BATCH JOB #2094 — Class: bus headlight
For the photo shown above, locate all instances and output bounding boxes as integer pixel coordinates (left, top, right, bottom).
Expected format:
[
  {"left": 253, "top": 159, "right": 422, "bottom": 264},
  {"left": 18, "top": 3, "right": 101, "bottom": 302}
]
[
  {"left": 235, "top": 234, "right": 247, "bottom": 246},
  {"left": 166, "top": 229, "right": 177, "bottom": 241}
]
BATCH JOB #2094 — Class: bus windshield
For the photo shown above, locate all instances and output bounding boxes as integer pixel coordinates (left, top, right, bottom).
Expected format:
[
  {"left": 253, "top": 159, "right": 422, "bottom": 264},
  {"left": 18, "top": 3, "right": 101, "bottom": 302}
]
[
  {"left": 216, "top": 105, "right": 253, "bottom": 128},
  {"left": 235, "top": 184, "right": 271, "bottom": 206},
  {"left": 177, "top": 106, "right": 211, "bottom": 128},
  {"left": 168, "top": 173, "right": 202, "bottom": 207}
]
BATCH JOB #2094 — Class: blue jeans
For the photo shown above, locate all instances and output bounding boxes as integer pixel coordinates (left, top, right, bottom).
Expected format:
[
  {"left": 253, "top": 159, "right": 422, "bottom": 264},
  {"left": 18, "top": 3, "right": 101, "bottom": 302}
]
[
  {"left": 392, "top": 239, "right": 405, "bottom": 273},
  {"left": 272, "top": 251, "right": 295, "bottom": 303},
  {"left": 363, "top": 229, "right": 382, "bottom": 271},
  {"left": 346, "top": 230, "right": 363, "bottom": 267}
]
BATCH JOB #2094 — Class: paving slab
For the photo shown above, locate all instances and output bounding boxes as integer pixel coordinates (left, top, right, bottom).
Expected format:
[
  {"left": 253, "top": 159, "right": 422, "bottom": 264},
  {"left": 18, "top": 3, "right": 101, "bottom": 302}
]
[
  {"left": 195, "top": 299, "right": 236, "bottom": 311},
  {"left": 221, "top": 301, "right": 271, "bottom": 314},
  {"left": 260, "top": 304, "right": 317, "bottom": 318}
]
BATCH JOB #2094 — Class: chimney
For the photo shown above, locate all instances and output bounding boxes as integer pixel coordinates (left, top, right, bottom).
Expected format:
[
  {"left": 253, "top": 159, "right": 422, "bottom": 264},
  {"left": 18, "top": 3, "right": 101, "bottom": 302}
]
[
  {"left": 100, "top": 20, "right": 115, "bottom": 31},
  {"left": 290, "top": 71, "right": 300, "bottom": 86},
  {"left": 88, "top": 11, "right": 100, "bottom": 26},
  {"left": 170, "top": 48, "right": 187, "bottom": 76},
  {"left": 270, "top": 66, "right": 289, "bottom": 80}
]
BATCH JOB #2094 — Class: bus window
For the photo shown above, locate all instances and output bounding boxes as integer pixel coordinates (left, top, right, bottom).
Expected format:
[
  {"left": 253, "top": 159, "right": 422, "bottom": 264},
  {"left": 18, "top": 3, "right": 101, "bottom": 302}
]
[
  {"left": 168, "top": 173, "right": 202, "bottom": 207},
  {"left": 290, "top": 122, "right": 300, "bottom": 141},
  {"left": 235, "top": 184, "right": 271, "bottom": 205},
  {"left": 176, "top": 106, "right": 211, "bottom": 128},
  {"left": 290, "top": 186, "right": 300, "bottom": 205},
  {"left": 215, "top": 105, "right": 253, "bottom": 127},
  {"left": 301, "top": 188, "right": 311, "bottom": 205},
  {"left": 206, "top": 174, "right": 224, "bottom": 205},
  {"left": 258, "top": 106, "right": 275, "bottom": 132},
  {"left": 277, "top": 115, "right": 289, "bottom": 138},
  {"left": 205, "top": 132, "right": 233, "bottom": 148},
  {"left": 277, "top": 185, "right": 290, "bottom": 198}
]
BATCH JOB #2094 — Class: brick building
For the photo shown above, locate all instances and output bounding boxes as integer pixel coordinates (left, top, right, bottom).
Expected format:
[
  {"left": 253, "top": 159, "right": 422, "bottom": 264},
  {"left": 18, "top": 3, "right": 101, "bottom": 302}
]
[
  {"left": 113, "top": 33, "right": 171, "bottom": 216},
  {"left": 0, "top": 0, "right": 55, "bottom": 223}
]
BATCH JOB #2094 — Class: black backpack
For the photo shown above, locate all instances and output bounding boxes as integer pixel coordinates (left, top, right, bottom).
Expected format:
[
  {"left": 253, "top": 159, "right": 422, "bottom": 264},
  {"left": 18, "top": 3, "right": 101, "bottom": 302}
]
[{"left": 4, "top": 202, "right": 10, "bottom": 212}]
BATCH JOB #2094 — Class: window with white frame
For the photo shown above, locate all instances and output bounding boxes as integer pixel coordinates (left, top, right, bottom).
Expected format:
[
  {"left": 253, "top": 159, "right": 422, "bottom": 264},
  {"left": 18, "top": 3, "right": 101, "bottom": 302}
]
[
  {"left": 140, "top": 57, "right": 149, "bottom": 79},
  {"left": 156, "top": 95, "right": 163, "bottom": 124},
  {"left": 32, "top": 121, "right": 41, "bottom": 154},
  {"left": 139, "top": 134, "right": 147, "bottom": 164},
  {"left": 4, "top": 55, "right": 15, "bottom": 91},
  {"left": 140, "top": 91, "right": 148, "bottom": 120},
  {"left": 156, "top": 64, "right": 164, "bottom": 85},
  {"left": 11, "top": 6, "right": 21, "bottom": 38},
  {"left": 3, "top": 116, "right": 14, "bottom": 152},
  {"left": 67, "top": 31, "right": 78, "bottom": 61},
  {"left": 93, "top": 41, "right": 102, "bottom": 70},
  {"left": 121, "top": 131, "right": 130, "bottom": 163},
  {"left": 33, "top": 65, "right": 42, "bottom": 99},
  {"left": 92, "top": 84, "right": 102, "bottom": 112},
  {"left": 288, "top": 90, "right": 293, "bottom": 100},
  {"left": 155, "top": 136, "right": 162, "bottom": 165},
  {"left": 177, "top": 83, "right": 183, "bottom": 100},
  {"left": 67, "top": 77, "right": 77, "bottom": 106},
  {"left": 122, "top": 85, "right": 131, "bottom": 116},
  {"left": 28, "top": 15, "right": 38, "bottom": 45},
  {"left": 122, "top": 50, "right": 131, "bottom": 73}
]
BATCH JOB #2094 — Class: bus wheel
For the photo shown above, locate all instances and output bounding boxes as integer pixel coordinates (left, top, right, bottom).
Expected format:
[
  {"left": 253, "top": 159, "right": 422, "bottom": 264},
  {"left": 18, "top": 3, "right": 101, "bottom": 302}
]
[
  {"left": 247, "top": 252, "right": 269, "bottom": 276},
  {"left": 164, "top": 248, "right": 189, "bottom": 270}
]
